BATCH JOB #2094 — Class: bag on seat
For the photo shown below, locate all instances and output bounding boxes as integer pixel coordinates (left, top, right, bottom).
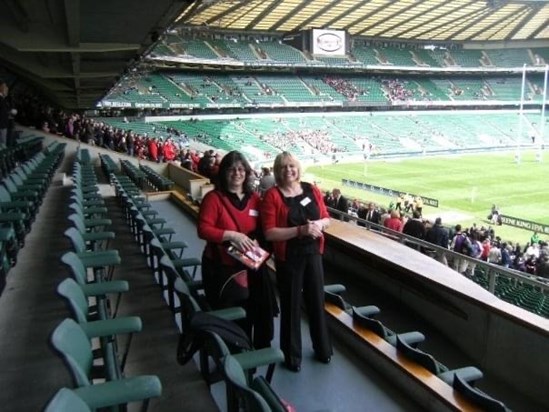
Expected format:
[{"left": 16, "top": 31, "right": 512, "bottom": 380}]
[{"left": 177, "top": 311, "right": 252, "bottom": 365}]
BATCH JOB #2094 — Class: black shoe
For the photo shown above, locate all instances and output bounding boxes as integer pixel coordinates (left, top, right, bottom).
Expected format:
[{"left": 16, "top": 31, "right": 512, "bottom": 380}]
[
  {"left": 284, "top": 362, "right": 301, "bottom": 372},
  {"left": 315, "top": 354, "right": 331, "bottom": 364}
]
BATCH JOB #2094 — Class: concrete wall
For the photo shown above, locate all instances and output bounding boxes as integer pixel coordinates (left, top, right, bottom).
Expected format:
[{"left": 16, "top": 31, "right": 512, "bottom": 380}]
[{"left": 324, "top": 236, "right": 549, "bottom": 407}]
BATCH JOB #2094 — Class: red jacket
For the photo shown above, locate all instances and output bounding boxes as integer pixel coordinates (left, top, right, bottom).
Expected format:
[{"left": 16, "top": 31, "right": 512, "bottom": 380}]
[
  {"left": 198, "top": 190, "right": 261, "bottom": 266},
  {"left": 148, "top": 140, "right": 158, "bottom": 161},
  {"left": 384, "top": 217, "right": 403, "bottom": 232},
  {"left": 261, "top": 183, "right": 329, "bottom": 262}
]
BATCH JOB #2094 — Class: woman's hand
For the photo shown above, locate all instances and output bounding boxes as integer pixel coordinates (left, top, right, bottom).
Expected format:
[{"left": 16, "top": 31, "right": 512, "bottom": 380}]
[
  {"left": 302, "top": 221, "right": 323, "bottom": 239},
  {"left": 229, "top": 231, "right": 255, "bottom": 251}
]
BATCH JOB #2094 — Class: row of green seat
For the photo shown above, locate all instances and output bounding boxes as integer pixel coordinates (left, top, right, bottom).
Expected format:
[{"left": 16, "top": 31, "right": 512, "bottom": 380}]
[
  {"left": 0, "top": 134, "right": 44, "bottom": 179},
  {"left": 104, "top": 71, "right": 548, "bottom": 109},
  {"left": 151, "top": 37, "right": 548, "bottom": 69},
  {"left": 324, "top": 285, "right": 510, "bottom": 412},
  {"left": 471, "top": 269, "right": 549, "bottom": 319},
  {"left": 47, "top": 153, "right": 162, "bottom": 411},
  {"left": 139, "top": 164, "right": 175, "bottom": 191},
  {"left": 109, "top": 171, "right": 291, "bottom": 411},
  {"left": 0, "top": 140, "right": 65, "bottom": 292}
]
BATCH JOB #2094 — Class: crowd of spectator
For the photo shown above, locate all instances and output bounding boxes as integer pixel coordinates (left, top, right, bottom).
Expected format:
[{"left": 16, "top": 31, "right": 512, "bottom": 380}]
[
  {"left": 381, "top": 78, "right": 414, "bottom": 102},
  {"left": 11, "top": 83, "right": 548, "bottom": 282},
  {"left": 258, "top": 126, "right": 341, "bottom": 156},
  {"left": 323, "top": 76, "right": 369, "bottom": 101},
  {"left": 330, "top": 189, "right": 549, "bottom": 280}
]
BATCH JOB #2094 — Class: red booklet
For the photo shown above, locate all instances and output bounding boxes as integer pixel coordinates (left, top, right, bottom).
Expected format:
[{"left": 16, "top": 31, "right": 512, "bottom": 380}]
[{"left": 227, "top": 240, "right": 270, "bottom": 270}]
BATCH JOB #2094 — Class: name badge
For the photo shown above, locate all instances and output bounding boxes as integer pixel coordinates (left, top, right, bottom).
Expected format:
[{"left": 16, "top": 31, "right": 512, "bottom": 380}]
[
  {"left": 249, "top": 209, "right": 259, "bottom": 217},
  {"left": 300, "top": 197, "right": 311, "bottom": 207}
]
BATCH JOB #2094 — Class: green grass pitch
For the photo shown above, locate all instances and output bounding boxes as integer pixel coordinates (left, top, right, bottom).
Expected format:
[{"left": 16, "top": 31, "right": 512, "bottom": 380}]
[{"left": 306, "top": 150, "right": 549, "bottom": 245}]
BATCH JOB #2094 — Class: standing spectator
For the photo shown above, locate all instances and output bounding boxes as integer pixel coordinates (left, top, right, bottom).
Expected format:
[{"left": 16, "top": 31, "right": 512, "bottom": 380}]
[
  {"left": 0, "top": 81, "right": 12, "bottom": 146},
  {"left": 323, "top": 191, "right": 334, "bottom": 209},
  {"left": 364, "top": 202, "right": 381, "bottom": 225},
  {"left": 379, "top": 208, "right": 390, "bottom": 226},
  {"left": 148, "top": 137, "right": 158, "bottom": 162},
  {"left": 331, "top": 188, "right": 349, "bottom": 221},
  {"left": 481, "top": 237, "right": 491, "bottom": 261},
  {"left": 258, "top": 166, "right": 275, "bottom": 197},
  {"left": 488, "top": 242, "right": 502, "bottom": 265},
  {"left": 501, "top": 243, "right": 512, "bottom": 268},
  {"left": 425, "top": 217, "right": 449, "bottom": 265},
  {"left": 536, "top": 255, "right": 549, "bottom": 278},
  {"left": 465, "top": 232, "right": 483, "bottom": 277},
  {"left": 261, "top": 151, "right": 332, "bottom": 372},
  {"left": 384, "top": 210, "right": 403, "bottom": 232},
  {"left": 356, "top": 202, "right": 368, "bottom": 227},
  {"left": 402, "top": 210, "right": 426, "bottom": 249},
  {"left": 450, "top": 224, "right": 470, "bottom": 274},
  {"left": 197, "top": 151, "right": 276, "bottom": 349},
  {"left": 414, "top": 196, "right": 424, "bottom": 217},
  {"left": 395, "top": 194, "right": 404, "bottom": 211}
]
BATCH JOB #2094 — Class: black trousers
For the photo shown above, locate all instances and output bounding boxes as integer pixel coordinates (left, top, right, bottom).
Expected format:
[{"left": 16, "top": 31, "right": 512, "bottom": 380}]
[{"left": 275, "top": 254, "right": 332, "bottom": 366}]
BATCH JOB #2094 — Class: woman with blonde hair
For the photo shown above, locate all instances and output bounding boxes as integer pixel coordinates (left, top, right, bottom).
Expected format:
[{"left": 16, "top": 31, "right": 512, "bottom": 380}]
[
  {"left": 384, "top": 209, "right": 403, "bottom": 232},
  {"left": 261, "top": 151, "right": 332, "bottom": 372}
]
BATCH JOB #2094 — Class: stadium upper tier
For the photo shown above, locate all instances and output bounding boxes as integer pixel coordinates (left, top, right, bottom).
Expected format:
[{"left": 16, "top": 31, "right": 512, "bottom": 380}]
[
  {"left": 101, "top": 71, "right": 547, "bottom": 110},
  {"left": 148, "top": 36, "right": 549, "bottom": 70},
  {"left": 96, "top": 111, "right": 541, "bottom": 163}
]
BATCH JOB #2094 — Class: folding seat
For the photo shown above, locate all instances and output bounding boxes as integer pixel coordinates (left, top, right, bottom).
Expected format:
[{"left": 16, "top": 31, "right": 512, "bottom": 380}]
[
  {"left": 0, "top": 225, "right": 18, "bottom": 266},
  {"left": 174, "top": 275, "right": 281, "bottom": 390},
  {"left": 157, "top": 254, "right": 205, "bottom": 315},
  {"left": 0, "top": 210, "right": 28, "bottom": 246},
  {"left": 65, "top": 225, "right": 119, "bottom": 263},
  {"left": 453, "top": 372, "right": 510, "bottom": 411},
  {"left": 67, "top": 213, "right": 115, "bottom": 251},
  {"left": 76, "top": 148, "right": 92, "bottom": 165},
  {"left": 57, "top": 278, "right": 140, "bottom": 374},
  {"left": 11, "top": 167, "right": 47, "bottom": 197},
  {"left": 50, "top": 319, "right": 162, "bottom": 410},
  {"left": 395, "top": 335, "right": 482, "bottom": 386},
  {"left": 70, "top": 209, "right": 112, "bottom": 232},
  {"left": 69, "top": 200, "right": 108, "bottom": 219},
  {"left": 222, "top": 354, "right": 288, "bottom": 412},
  {"left": 61, "top": 250, "right": 123, "bottom": 288},
  {"left": 71, "top": 188, "right": 105, "bottom": 208},
  {"left": 352, "top": 306, "right": 424, "bottom": 347},
  {"left": 45, "top": 385, "right": 162, "bottom": 412},
  {"left": 2, "top": 176, "right": 41, "bottom": 209},
  {"left": 0, "top": 185, "right": 35, "bottom": 217},
  {"left": 58, "top": 276, "right": 127, "bottom": 321},
  {"left": 324, "top": 284, "right": 381, "bottom": 318}
]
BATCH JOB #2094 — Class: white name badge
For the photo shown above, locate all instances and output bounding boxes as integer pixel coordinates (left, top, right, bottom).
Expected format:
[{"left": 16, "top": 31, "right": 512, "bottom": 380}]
[
  {"left": 249, "top": 209, "right": 259, "bottom": 217},
  {"left": 300, "top": 197, "right": 311, "bottom": 207}
]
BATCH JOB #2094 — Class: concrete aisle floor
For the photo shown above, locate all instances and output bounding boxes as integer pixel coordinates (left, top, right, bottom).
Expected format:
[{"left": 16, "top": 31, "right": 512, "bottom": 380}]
[{"left": 0, "top": 162, "right": 217, "bottom": 412}]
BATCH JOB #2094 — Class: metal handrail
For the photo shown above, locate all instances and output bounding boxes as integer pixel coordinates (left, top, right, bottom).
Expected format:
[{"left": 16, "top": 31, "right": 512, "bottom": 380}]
[{"left": 326, "top": 207, "right": 549, "bottom": 296}]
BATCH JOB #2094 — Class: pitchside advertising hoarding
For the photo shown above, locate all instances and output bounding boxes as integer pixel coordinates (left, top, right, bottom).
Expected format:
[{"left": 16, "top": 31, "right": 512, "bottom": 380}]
[
  {"left": 311, "top": 29, "right": 346, "bottom": 57},
  {"left": 500, "top": 215, "right": 549, "bottom": 235},
  {"left": 342, "top": 179, "right": 439, "bottom": 208}
]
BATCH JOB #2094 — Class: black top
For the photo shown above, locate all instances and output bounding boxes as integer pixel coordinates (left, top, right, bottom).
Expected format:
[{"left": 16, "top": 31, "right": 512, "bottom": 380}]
[{"left": 279, "top": 182, "right": 321, "bottom": 257}]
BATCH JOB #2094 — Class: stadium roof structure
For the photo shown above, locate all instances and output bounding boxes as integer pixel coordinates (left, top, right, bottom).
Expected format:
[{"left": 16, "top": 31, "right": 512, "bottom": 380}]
[
  {"left": 0, "top": 0, "right": 192, "bottom": 109},
  {"left": 177, "top": 0, "right": 549, "bottom": 43},
  {"left": 1, "top": 0, "right": 548, "bottom": 110}
]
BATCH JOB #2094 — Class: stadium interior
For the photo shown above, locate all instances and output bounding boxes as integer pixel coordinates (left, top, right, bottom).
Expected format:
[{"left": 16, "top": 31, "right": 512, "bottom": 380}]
[{"left": 1, "top": 0, "right": 549, "bottom": 411}]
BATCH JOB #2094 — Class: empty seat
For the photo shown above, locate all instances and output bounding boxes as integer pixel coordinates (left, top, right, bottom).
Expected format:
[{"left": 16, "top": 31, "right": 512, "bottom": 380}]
[
  {"left": 453, "top": 372, "right": 510, "bottom": 411},
  {"left": 50, "top": 318, "right": 162, "bottom": 409}
]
